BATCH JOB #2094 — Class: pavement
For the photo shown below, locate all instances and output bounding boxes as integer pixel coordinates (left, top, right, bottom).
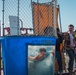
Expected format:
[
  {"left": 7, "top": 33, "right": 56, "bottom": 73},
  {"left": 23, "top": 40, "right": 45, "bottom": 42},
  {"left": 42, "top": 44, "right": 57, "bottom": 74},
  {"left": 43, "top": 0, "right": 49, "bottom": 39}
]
[{"left": 1, "top": 70, "right": 3, "bottom": 75}]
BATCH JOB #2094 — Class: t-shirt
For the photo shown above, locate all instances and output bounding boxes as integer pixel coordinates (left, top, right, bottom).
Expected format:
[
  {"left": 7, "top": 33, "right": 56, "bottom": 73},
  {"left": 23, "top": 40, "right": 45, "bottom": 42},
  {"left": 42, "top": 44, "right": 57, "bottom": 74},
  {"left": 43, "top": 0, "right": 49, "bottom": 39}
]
[{"left": 69, "top": 33, "right": 74, "bottom": 46}]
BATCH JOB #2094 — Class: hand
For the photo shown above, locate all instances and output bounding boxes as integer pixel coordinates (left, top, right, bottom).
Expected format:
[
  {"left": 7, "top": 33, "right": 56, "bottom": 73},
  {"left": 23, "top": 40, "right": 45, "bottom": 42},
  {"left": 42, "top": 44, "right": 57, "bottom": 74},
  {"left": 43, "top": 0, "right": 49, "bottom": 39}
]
[{"left": 51, "top": 52, "right": 54, "bottom": 56}]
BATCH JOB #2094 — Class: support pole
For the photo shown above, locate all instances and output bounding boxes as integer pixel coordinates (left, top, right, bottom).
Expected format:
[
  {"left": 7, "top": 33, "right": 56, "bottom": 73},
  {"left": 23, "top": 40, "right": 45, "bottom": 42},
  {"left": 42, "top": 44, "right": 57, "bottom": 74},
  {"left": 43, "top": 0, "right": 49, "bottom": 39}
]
[
  {"left": 17, "top": 0, "right": 20, "bottom": 35},
  {"left": 52, "top": 0, "right": 58, "bottom": 37},
  {"left": 58, "top": 4, "right": 62, "bottom": 32},
  {"left": 2, "top": 0, "right": 5, "bottom": 36},
  {"left": 31, "top": 0, "right": 34, "bottom": 34},
  {"left": 37, "top": 0, "right": 40, "bottom": 35}
]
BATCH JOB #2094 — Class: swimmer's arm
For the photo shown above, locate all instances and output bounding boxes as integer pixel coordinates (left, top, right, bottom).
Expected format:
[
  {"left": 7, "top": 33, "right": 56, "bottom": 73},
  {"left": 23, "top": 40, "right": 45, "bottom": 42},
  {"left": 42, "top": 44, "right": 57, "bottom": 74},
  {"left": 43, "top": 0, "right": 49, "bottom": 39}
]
[{"left": 28, "top": 56, "right": 36, "bottom": 60}]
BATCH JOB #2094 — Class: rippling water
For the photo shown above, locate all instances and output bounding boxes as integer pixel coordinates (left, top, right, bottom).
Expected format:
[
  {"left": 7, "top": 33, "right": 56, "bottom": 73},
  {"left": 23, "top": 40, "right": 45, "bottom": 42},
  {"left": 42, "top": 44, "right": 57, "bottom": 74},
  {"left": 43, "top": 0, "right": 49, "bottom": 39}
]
[{"left": 28, "top": 54, "right": 54, "bottom": 75}]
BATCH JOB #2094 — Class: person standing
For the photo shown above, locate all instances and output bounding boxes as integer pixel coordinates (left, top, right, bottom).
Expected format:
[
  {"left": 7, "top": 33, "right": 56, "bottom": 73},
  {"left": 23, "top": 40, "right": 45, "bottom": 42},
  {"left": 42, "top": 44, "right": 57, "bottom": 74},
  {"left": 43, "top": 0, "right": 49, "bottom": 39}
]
[
  {"left": 73, "top": 38, "right": 76, "bottom": 68},
  {"left": 67, "top": 24, "right": 75, "bottom": 75},
  {"left": 55, "top": 28, "right": 63, "bottom": 74}
]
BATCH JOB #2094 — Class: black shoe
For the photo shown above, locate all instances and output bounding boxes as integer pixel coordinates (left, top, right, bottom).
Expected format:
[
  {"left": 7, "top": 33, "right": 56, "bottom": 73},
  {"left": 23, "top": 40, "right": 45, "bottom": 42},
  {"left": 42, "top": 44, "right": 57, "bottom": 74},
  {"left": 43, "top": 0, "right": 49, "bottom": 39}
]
[
  {"left": 69, "top": 71, "right": 72, "bottom": 75},
  {"left": 58, "top": 71, "right": 63, "bottom": 75}
]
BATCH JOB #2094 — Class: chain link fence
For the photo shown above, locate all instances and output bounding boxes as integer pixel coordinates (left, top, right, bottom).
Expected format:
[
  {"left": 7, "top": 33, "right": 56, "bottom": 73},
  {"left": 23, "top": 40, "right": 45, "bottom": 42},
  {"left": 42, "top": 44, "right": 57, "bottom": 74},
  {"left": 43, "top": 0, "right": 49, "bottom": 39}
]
[{"left": 2, "top": 0, "right": 59, "bottom": 36}]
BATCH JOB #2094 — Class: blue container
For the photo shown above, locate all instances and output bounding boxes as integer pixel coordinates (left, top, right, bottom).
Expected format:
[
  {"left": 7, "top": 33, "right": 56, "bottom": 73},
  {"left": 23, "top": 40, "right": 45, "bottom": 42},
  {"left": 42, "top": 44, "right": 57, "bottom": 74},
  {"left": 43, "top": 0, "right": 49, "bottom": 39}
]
[{"left": 1, "top": 36, "right": 56, "bottom": 75}]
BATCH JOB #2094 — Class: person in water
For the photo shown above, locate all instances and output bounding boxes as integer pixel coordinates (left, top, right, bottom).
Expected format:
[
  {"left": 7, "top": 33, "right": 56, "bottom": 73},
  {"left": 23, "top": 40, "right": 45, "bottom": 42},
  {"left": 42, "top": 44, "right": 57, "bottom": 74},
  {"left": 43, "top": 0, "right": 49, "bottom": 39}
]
[
  {"left": 29, "top": 48, "right": 49, "bottom": 61},
  {"left": 28, "top": 47, "right": 54, "bottom": 75},
  {"left": 28, "top": 47, "right": 54, "bottom": 61}
]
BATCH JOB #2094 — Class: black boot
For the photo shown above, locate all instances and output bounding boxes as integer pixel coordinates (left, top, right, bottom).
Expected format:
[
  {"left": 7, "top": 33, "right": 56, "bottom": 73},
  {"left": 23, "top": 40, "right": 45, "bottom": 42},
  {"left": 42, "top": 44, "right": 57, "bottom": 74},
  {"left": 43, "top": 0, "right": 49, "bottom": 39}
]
[{"left": 69, "top": 70, "right": 72, "bottom": 75}]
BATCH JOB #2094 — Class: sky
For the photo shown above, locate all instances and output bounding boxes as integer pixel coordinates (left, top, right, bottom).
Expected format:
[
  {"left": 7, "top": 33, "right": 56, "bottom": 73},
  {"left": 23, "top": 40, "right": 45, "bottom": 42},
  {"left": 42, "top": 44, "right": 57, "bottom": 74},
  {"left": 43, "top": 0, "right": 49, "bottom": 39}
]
[
  {"left": 58, "top": 0, "right": 76, "bottom": 32},
  {"left": 0, "top": 0, "right": 76, "bottom": 32},
  {"left": 0, "top": 1, "right": 2, "bottom": 23}
]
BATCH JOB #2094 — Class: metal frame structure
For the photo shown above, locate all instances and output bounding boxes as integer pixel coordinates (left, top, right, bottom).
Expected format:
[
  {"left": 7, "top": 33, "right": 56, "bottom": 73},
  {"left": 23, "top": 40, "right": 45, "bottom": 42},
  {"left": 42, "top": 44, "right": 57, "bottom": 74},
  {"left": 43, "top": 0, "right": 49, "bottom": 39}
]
[
  {"left": 1, "top": 0, "right": 60, "bottom": 36},
  {"left": 1, "top": 0, "right": 63, "bottom": 75},
  {"left": 52, "top": 0, "right": 57, "bottom": 37},
  {"left": 31, "top": 0, "right": 58, "bottom": 36}
]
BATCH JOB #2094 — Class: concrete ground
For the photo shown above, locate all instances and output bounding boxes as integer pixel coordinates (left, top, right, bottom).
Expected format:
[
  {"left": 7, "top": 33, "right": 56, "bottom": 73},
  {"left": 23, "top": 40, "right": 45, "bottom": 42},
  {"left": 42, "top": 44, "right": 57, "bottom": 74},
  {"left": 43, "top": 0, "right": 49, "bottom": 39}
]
[{"left": 1, "top": 70, "right": 3, "bottom": 75}]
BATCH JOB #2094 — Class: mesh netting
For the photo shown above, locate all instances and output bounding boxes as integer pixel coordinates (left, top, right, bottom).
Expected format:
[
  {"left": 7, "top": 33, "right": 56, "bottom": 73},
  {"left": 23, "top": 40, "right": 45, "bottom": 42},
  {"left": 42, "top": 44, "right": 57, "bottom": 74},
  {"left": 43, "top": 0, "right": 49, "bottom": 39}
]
[{"left": 2, "top": 0, "right": 58, "bottom": 36}]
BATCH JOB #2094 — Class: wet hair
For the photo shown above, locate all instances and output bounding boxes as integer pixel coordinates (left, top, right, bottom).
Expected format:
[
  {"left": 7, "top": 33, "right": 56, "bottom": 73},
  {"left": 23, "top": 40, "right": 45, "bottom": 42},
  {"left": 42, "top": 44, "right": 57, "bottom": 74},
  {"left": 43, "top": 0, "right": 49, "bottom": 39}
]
[{"left": 39, "top": 48, "right": 46, "bottom": 53}]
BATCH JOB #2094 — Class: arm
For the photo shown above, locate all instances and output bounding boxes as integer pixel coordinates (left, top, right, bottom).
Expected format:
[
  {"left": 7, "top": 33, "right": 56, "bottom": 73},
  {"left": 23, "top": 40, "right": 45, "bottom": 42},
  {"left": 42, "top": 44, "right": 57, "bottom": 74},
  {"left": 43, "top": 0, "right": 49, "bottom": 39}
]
[
  {"left": 28, "top": 56, "right": 36, "bottom": 61},
  {"left": 28, "top": 54, "right": 44, "bottom": 61},
  {"left": 57, "top": 32, "right": 63, "bottom": 43}
]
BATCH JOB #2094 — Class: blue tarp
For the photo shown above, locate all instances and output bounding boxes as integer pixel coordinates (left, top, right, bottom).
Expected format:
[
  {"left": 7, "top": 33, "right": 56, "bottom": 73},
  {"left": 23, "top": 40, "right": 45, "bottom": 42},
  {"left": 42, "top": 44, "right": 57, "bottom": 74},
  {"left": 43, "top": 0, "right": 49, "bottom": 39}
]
[{"left": 1, "top": 36, "right": 56, "bottom": 75}]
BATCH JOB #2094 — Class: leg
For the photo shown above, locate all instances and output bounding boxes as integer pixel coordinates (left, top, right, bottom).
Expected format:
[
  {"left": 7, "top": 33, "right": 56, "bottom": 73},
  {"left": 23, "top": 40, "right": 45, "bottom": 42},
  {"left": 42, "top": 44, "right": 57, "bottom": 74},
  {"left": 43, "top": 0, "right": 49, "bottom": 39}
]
[
  {"left": 56, "top": 51, "right": 63, "bottom": 73},
  {"left": 67, "top": 50, "right": 74, "bottom": 75},
  {"left": 74, "top": 54, "right": 76, "bottom": 70},
  {"left": 75, "top": 54, "right": 76, "bottom": 63}
]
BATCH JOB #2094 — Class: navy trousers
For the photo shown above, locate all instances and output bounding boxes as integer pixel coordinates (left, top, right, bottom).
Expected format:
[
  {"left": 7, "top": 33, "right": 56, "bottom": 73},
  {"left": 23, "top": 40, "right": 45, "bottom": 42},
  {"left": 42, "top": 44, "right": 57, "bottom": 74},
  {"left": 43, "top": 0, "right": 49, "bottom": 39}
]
[
  {"left": 67, "top": 49, "right": 74, "bottom": 72},
  {"left": 55, "top": 51, "right": 62, "bottom": 72}
]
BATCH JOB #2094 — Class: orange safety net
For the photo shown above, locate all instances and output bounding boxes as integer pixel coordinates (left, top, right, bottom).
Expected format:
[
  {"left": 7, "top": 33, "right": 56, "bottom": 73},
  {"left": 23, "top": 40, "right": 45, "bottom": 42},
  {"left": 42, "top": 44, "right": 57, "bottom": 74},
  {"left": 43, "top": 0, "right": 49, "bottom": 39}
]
[{"left": 33, "top": 2, "right": 59, "bottom": 35}]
